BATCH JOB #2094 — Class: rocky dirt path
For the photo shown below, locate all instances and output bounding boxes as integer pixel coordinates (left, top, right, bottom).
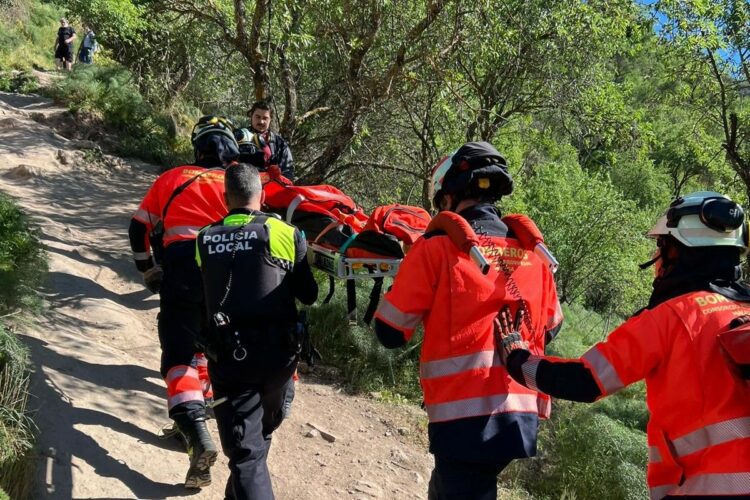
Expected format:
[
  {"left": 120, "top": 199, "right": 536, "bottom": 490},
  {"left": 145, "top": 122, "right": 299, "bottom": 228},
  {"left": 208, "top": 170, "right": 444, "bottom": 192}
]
[{"left": 0, "top": 89, "right": 432, "bottom": 499}]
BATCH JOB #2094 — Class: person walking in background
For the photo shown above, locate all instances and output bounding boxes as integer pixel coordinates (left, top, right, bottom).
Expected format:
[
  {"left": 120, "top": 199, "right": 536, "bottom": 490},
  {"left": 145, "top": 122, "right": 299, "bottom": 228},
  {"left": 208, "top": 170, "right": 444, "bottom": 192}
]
[
  {"left": 496, "top": 191, "right": 750, "bottom": 499},
  {"left": 78, "top": 24, "right": 98, "bottom": 65},
  {"left": 54, "top": 18, "right": 76, "bottom": 71}
]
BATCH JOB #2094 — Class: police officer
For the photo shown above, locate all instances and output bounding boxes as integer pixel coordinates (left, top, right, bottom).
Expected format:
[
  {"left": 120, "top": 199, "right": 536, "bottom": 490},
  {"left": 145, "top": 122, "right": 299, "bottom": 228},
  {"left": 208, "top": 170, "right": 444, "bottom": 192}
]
[
  {"left": 497, "top": 191, "right": 750, "bottom": 499},
  {"left": 128, "top": 116, "right": 239, "bottom": 489},
  {"left": 373, "top": 142, "right": 563, "bottom": 500},
  {"left": 195, "top": 163, "right": 317, "bottom": 499}
]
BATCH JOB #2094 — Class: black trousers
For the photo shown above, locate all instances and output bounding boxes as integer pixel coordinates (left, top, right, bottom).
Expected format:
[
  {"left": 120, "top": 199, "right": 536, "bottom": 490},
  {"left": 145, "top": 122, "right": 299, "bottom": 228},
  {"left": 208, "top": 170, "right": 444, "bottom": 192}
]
[
  {"left": 211, "top": 361, "right": 296, "bottom": 500},
  {"left": 427, "top": 455, "right": 511, "bottom": 500},
  {"left": 158, "top": 243, "right": 207, "bottom": 417}
]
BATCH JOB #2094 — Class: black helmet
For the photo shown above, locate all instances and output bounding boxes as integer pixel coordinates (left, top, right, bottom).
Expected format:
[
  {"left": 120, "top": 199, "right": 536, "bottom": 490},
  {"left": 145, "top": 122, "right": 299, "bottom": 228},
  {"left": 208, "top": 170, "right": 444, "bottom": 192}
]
[
  {"left": 431, "top": 142, "right": 513, "bottom": 207},
  {"left": 191, "top": 115, "right": 239, "bottom": 164}
]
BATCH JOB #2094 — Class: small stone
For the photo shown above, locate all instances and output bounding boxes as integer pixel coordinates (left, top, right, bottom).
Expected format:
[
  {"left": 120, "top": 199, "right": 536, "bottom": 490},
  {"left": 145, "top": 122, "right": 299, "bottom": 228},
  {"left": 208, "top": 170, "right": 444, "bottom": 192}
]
[
  {"left": 412, "top": 471, "right": 423, "bottom": 484},
  {"left": 5, "top": 164, "right": 40, "bottom": 180},
  {"left": 350, "top": 480, "right": 383, "bottom": 498},
  {"left": 369, "top": 391, "right": 381, "bottom": 400},
  {"left": 390, "top": 448, "right": 409, "bottom": 463},
  {"left": 305, "top": 429, "right": 320, "bottom": 438},
  {"left": 397, "top": 427, "right": 410, "bottom": 436},
  {"left": 383, "top": 431, "right": 392, "bottom": 437}
]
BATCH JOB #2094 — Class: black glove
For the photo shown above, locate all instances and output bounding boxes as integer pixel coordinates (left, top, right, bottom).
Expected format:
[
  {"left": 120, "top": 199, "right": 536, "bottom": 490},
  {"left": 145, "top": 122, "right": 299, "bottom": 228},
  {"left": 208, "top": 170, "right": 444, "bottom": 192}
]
[
  {"left": 142, "top": 265, "right": 163, "bottom": 294},
  {"left": 493, "top": 305, "right": 528, "bottom": 365}
]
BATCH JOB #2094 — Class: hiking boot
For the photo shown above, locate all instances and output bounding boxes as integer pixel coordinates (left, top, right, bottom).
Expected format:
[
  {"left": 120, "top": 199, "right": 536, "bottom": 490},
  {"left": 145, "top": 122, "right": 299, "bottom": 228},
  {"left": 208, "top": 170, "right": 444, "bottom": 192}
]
[{"left": 176, "top": 417, "right": 218, "bottom": 489}]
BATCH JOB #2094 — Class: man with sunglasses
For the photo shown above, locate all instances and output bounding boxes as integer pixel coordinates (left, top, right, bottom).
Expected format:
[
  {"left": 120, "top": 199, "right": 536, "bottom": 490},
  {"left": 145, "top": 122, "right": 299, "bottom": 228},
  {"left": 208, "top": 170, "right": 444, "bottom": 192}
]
[{"left": 496, "top": 191, "right": 750, "bottom": 499}]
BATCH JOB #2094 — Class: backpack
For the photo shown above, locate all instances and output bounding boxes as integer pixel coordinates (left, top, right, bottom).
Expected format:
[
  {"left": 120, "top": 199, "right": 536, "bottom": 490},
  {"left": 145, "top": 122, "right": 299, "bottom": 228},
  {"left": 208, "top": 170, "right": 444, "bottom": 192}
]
[
  {"left": 263, "top": 180, "right": 368, "bottom": 248},
  {"left": 346, "top": 204, "right": 431, "bottom": 259}
]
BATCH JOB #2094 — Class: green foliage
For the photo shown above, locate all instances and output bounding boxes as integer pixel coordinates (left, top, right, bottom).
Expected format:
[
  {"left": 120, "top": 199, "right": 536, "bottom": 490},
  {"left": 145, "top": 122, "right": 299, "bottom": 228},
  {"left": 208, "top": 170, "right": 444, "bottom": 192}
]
[
  {"left": 0, "top": 0, "right": 59, "bottom": 70},
  {"left": 0, "top": 194, "right": 46, "bottom": 314},
  {"left": 502, "top": 305, "right": 649, "bottom": 499},
  {"left": 517, "top": 146, "right": 654, "bottom": 315},
  {"left": 307, "top": 273, "right": 422, "bottom": 401},
  {"left": 0, "top": 195, "right": 42, "bottom": 499},
  {"left": 47, "top": 64, "right": 193, "bottom": 165},
  {"left": 0, "top": 71, "right": 39, "bottom": 93},
  {"left": 0, "top": 325, "right": 36, "bottom": 500}
]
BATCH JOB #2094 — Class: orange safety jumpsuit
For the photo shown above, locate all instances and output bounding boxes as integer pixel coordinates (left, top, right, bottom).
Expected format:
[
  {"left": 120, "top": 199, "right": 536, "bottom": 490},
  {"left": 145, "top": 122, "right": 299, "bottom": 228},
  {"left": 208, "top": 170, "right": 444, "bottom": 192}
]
[
  {"left": 129, "top": 165, "right": 226, "bottom": 414},
  {"left": 583, "top": 291, "right": 750, "bottom": 498},
  {"left": 374, "top": 204, "right": 562, "bottom": 464}
]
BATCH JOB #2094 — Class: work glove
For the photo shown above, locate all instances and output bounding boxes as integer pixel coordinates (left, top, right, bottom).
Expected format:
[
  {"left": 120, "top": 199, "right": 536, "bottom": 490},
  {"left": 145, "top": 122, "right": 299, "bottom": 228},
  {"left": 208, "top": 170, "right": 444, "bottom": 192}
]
[
  {"left": 493, "top": 305, "right": 528, "bottom": 366},
  {"left": 142, "top": 265, "right": 163, "bottom": 294}
]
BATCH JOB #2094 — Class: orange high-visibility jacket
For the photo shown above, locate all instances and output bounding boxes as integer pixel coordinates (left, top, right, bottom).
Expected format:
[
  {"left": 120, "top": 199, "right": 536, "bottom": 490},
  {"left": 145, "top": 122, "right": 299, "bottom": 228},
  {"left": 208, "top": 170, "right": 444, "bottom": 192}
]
[
  {"left": 131, "top": 166, "right": 227, "bottom": 253},
  {"left": 375, "top": 226, "right": 562, "bottom": 424},
  {"left": 580, "top": 291, "right": 750, "bottom": 499}
]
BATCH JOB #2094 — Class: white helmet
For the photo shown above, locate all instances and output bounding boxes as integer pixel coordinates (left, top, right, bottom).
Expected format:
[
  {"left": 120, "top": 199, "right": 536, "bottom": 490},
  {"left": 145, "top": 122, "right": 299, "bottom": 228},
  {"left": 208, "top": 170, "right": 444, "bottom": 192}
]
[{"left": 648, "top": 191, "right": 748, "bottom": 252}]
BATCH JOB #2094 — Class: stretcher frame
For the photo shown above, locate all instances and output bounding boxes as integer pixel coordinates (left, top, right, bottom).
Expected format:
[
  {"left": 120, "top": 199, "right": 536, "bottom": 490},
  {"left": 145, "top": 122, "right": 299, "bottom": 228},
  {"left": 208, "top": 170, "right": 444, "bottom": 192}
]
[
  {"left": 307, "top": 242, "right": 402, "bottom": 279},
  {"left": 307, "top": 242, "right": 402, "bottom": 324}
]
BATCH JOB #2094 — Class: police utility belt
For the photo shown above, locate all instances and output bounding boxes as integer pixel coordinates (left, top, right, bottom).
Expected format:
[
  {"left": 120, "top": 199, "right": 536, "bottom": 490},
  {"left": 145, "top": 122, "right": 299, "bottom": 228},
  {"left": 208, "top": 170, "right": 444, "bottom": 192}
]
[{"left": 208, "top": 313, "right": 302, "bottom": 363}]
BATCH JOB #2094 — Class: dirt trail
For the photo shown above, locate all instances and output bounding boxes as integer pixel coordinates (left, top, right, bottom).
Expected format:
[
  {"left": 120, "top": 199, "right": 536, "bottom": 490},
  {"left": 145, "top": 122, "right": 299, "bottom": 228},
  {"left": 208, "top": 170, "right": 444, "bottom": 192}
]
[{"left": 0, "top": 89, "right": 432, "bottom": 499}]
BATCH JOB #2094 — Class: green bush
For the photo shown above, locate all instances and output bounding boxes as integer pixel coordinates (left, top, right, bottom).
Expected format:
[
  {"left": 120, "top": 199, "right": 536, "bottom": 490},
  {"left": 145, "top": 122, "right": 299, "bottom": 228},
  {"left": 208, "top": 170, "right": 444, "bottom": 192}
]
[
  {"left": 0, "top": 195, "right": 43, "bottom": 499},
  {"left": 47, "top": 64, "right": 193, "bottom": 166},
  {"left": 0, "top": 325, "right": 36, "bottom": 500},
  {"left": 0, "top": 194, "right": 46, "bottom": 314},
  {"left": 0, "top": 1, "right": 59, "bottom": 71},
  {"left": 307, "top": 272, "right": 422, "bottom": 401},
  {"left": 500, "top": 304, "right": 649, "bottom": 499},
  {"left": 0, "top": 71, "right": 39, "bottom": 93}
]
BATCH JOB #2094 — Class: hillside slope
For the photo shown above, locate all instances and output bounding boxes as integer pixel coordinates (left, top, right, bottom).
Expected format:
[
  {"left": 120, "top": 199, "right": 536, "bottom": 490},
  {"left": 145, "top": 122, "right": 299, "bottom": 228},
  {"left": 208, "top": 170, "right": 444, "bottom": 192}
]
[{"left": 0, "top": 89, "right": 432, "bottom": 499}]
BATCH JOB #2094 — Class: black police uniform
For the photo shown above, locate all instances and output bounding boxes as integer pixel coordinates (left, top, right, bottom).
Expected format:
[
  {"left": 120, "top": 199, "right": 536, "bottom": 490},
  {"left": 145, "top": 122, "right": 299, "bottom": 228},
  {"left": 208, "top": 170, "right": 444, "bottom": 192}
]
[{"left": 196, "top": 208, "right": 317, "bottom": 499}]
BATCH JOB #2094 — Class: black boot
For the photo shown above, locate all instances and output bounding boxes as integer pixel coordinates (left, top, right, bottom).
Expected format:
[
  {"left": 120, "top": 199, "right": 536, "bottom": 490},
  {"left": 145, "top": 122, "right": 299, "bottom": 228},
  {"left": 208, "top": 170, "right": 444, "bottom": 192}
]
[{"left": 174, "top": 412, "right": 218, "bottom": 489}]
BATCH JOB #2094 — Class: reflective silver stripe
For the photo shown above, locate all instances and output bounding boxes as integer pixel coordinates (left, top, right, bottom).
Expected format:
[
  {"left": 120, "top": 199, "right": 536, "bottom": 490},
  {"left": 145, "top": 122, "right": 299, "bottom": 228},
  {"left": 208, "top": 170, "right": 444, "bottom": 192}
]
[
  {"left": 167, "top": 390, "right": 204, "bottom": 409},
  {"left": 547, "top": 300, "right": 563, "bottom": 329},
  {"left": 648, "top": 446, "right": 661, "bottom": 464},
  {"left": 581, "top": 347, "right": 624, "bottom": 395},
  {"left": 376, "top": 298, "right": 422, "bottom": 330},
  {"left": 425, "top": 393, "right": 539, "bottom": 422},
  {"left": 672, "top": 416, "right": 750, "bottom": 457},
  {"left": 649, "top": 484, "right": 677, "bottom": 500},
  {"left": 537, "top": 395, "right": 551, "bottom": 418},
  {"left": 420, "top": 350, "right": 498, "bottom": 379},
  {"left": 521, "top": 355, "right": 542, "bottom": 392},
  {"left": 286, "top": 194, "right": 305, "bottom": 223},
  {"left": 165, "top": 366, "right": 197, "bottom": 384},
  {"left": 671, "top": 472, "right": 750, "bottom": 496},
  {"left": 133, "top": 208, "right": 159, "bottom": 223},
  {"left": 164, "top": 225, "right": 202, "bottom": 238},
  {"left": 192, "top": 353, "right": 208, "bottom": 367},
  {"left": 132, "top": 251, "right": 150, "bottom": 260}
]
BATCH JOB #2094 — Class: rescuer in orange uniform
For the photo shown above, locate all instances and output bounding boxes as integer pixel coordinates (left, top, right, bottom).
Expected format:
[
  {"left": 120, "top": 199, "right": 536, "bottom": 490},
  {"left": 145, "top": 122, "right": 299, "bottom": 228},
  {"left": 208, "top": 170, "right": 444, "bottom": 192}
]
[
  {"left": 497, "top": 191, "right": 750, "bottom": 499},
  {"left": 128, "top": 116, "right": 240, "bottom": 489},
  {"left": 373, "top": 142, "right": 563, "bottom": 500}
]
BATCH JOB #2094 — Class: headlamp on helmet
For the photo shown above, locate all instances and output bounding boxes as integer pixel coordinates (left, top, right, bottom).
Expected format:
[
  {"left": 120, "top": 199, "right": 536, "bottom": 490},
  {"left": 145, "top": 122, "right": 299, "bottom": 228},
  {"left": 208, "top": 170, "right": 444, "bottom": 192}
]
[
  {"left": 648, "top": 191, "right": 748, "bottom": 253},
  {"left": 191, "top": 115, "right": 237, "bottom": 147}
]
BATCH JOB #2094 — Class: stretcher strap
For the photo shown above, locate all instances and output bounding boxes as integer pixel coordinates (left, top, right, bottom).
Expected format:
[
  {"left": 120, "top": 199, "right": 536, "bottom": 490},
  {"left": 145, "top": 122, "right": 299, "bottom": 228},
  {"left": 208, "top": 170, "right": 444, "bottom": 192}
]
[
  {"left": 324, "top": 275, "right": 336, "bottom": 304},
  {"left": 347, "top": 279, "right": 357, "bottom": 324},
  {"left": 363, "top": 277, "right": 384, "bottom": 325}
]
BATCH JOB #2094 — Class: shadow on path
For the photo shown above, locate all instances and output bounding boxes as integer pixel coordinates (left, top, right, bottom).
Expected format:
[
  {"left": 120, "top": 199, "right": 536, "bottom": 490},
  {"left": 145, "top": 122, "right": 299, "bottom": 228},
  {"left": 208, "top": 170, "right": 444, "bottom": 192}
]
[{"left": 23, "top": 336, "right": 192, "bottom": 499}]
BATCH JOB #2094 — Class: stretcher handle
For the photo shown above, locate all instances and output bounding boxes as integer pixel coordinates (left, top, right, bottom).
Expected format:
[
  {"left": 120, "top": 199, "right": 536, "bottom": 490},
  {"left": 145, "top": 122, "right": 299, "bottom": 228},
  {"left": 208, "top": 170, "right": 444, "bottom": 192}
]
[{"left": 469, "top": 246, "right": 490, "bottom": 275}]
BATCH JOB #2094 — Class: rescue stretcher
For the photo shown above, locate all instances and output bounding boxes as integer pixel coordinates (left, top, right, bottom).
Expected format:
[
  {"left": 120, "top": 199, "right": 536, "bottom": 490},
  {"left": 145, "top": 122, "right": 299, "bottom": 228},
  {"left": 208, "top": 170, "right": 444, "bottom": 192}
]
[{"left": 306, "top": 242, "right": 402, "bottom": 323}]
